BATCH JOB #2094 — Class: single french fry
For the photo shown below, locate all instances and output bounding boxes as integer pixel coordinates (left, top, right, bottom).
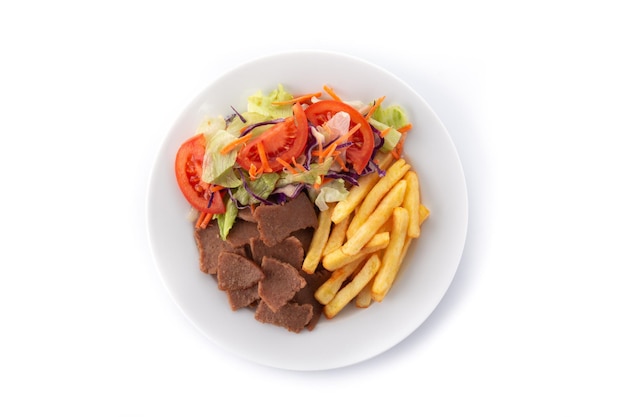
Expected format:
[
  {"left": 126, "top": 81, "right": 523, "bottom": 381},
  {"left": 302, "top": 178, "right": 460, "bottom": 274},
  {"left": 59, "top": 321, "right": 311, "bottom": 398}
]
[
  {"left": 355, "top": 278, "right": 373, "bottom": 308},
  {"left": 302, "top": 204, "right": 334, "bottom": 274},
  {"left": 314, "top": 258, "right": 363, "bottom": 305},
  {"left": 324, "top": 254, "right": 381, "bottom": 319},
  {"left": 322, "top": 232, "right": 389, "bottom": 271},
  {"left": 323, "top": 213, "right": 350, "bottom": 256},
  {"left": 419, "top": 204, "right": 430, "bottom": 225},
  {"left": 347, "top": 158, "right": 411, "bottom": 238},
  {"left": 331, "top": 172, "right": 379, "bottom": 225},
  {"left": 403, "top": 170, "right": 421, "bottom": 238},
  {"left": 371, "top": 207, "right": 410, "bottom": 302},
  {"left": 341, "top": 179, "right": 407, "bottom": 256},
  {"left": 377, "top": 215, "right": 394, "bottom": 234},
  {"left": 331, "top": 151, "right": 394, "bottom": 224}
]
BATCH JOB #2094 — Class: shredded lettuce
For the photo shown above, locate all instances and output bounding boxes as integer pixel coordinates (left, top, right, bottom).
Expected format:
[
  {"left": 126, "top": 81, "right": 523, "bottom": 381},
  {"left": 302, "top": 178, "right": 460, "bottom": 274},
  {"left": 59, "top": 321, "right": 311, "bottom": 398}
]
[
  {"left": 369, "top": 118, "right": 402, "bottom": 153},
  {"left": 196, "top": 115, "right": 226, "bottom": 137},
  {"left": 369, "top": 104, "right": 409, "bottom": 153},
  {"left": 216, "top": 198, "right": 238, "bottom": 240},
  {"left": 233, "top": 172, "right": 280, "bottom": 206},
  {"left": 225, "top": 111, "right": 269, "bottom": 136},
  {"left": 247, "top": 84, "right": 294, "bottom": 119},
  {"left": 276, "top": 158, "right": 334, "bottom": 187},
  {"left": 201, "top": 130, "right": 241, "bottom": 188},
  {"left": 371, "top": 104, "right": 410, "bottom": 129},
  {"left": 313, "top": 179, "right": 349, "bottom": 211}
]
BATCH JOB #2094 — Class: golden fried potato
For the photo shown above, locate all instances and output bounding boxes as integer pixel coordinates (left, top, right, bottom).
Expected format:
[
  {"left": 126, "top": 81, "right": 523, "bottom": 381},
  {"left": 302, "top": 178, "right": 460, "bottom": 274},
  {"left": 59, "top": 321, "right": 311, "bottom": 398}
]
[
  {"left": 324, "top": 254, "right": 381, "bottom": 319},
  {"left": 341, "top": 179, "right": 407, "bottom": 256},
  {"left": 402, "top": 170, "right": 421, "bottom": 238},
  {"left": 314, "top": 258, "right": 363, "bottom": 305},
  {"left": 371, "top": 206, "right": 410, "bottom": 302},
  {"left": 331, "top": 151, "right": 394, "bottom": 224},
  {"left": 302, "top": 203, "right": 334, "bottom": 274},
  {"left": 322, "top": 232, "right": 389, "bottom": 271},
  {"left": 347, "top": 158, "right": 411, "bottom": 238},
  {"left": 322, "top": 213, "right": 350, "bottom": 256}
]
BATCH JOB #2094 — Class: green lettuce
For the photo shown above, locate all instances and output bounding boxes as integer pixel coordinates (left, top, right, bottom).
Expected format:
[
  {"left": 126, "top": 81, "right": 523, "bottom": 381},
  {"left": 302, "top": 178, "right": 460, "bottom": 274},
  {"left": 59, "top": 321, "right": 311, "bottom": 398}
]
[
  {"left": 201, "top": 130, "right": 241, "bottom": 188},
  {"left": 276, "top": 158, "right": 334, "bottom": 187},
  {"left": 247, "top": 84, "right": 294, "bottom": 119},
  {"left": 233, "top": 172, "right": 280, "bottom": 206},
  {"left": 314, "top": 179, "right": 349, "bottom": 211},
  {"left": 371, "top": 104, "right": 410, "bottom": 129},
  {"left": 370, "top": 104, "right": 410, "bottom": 152},
  {"left": 216, "top": 198, "right": 239, "bottom": 240}
]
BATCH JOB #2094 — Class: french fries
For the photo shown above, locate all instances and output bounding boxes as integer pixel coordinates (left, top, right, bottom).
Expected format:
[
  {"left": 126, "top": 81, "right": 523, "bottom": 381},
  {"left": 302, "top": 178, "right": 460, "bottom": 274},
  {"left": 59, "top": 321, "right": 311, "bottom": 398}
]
[
  {"left": 346, "top": 158, "right": 411, "bottom": 238},
  {"left": 322, "top": 231, "right": 389, "bottom": 271},
  {"left": 331, "top": 151, "right": 395, "bottom": 224},
  {"left": 403, "top": 170, "right": 421, "bottom": 238},
  {"left": 371, "top": 207, "right": 409, "bottom": 301},
  {"left": 341, "top": 179, "right": 406, "bottom": 256},
  {"left": 306, "top": 151, "right": 430, "bottom": 319},
  {"left": 323, "top": 254, "right": 381, "bottom": 319},
  {"left": 302, "top": 203, "right": 334, "bottom": 274},
  {"left": 314, "top": 259, "right": 363, "bottom": 305}
]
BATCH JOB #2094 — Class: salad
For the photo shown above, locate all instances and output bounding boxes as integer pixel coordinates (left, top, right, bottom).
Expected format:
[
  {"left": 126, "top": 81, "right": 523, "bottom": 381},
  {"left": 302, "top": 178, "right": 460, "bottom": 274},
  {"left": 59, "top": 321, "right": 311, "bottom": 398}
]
[{"left": 174, "top": 84, "right": 412, "bottom": 238}]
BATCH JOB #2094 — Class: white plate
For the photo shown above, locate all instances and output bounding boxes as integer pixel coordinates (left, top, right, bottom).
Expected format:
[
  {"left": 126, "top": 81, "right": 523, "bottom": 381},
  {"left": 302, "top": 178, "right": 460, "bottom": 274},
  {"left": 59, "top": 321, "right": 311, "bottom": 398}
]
[{"left": 146, "top": 50, "right": 468, "bottom": 371}]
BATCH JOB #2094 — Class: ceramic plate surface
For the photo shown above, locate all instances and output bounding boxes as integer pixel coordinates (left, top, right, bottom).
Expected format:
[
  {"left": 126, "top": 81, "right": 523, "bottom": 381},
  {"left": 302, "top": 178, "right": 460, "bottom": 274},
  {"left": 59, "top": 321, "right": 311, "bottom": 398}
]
[{"left": 147, "top": 50, "right": 468, "bottom": 370}]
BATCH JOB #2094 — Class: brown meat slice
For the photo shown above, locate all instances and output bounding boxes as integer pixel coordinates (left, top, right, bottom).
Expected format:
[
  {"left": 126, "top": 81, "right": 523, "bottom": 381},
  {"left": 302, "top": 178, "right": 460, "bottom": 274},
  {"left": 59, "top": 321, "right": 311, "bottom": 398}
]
[
  {"left": 250, "top": 236, "right": 304, "bottom": 270},
  {"left": 291, "top": 227, "right": 315, "bottom": 254},
  {"left": 254, "top": 301, "right": 313, "bottom": 333},
  {"left": 226, "top": 218, "right": 259, "bottom": 249},
  {"left": 194, "top": 220, "right": 244, "bottom": 274},
  {"left": 226, "top": 284, "right": 260, "bottom": 310},
  {"left": 253, "top": 193, "right": 318, "bottom": 246},
  {"left": 236, "top": 207, "right": 256, "bottom": 222},
  {"left": 258, "top": 257, "right": 306, "bottom": 312},
  {"left": 294, "top": 269, "right": 331, "bottom": 331},
  {"left": 217, "top": 252, "right": 264, "bottom": 291}
]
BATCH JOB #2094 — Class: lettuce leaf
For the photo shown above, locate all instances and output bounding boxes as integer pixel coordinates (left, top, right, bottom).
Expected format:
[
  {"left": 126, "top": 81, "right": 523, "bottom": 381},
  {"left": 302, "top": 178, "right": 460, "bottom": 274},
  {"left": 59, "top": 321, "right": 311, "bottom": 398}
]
[
  {"left": 216, "top": 197, "right": 239, "bottom": 240},
  {"left": 314, "top": 179, "right": 349, "bottom": 211},
  {"left": 247, "top": 84, "right": 294, "bottom": 119},
  {"left": 233, "top": 172, "right": 280, "bottom": 206},
  {"left": 201, "top": 130, "right": 241, "bottom": 188}
]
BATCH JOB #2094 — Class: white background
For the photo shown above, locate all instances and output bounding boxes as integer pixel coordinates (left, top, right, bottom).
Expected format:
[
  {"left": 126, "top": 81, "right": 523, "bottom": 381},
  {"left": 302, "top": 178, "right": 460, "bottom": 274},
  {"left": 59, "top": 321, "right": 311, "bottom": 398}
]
[{"left": 2, "top": 1, "right": 625, "bottom": 415}]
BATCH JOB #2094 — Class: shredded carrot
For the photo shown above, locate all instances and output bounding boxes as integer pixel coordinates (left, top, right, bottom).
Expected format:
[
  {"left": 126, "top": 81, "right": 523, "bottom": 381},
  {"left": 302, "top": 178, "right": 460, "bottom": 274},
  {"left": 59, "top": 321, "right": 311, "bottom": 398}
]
[
  {"left": 332, "top": 152, "right": 349, "bottom": 171},
  {"left": 248, "top": 163, "right": 258, "bottom": 180},
  {"left": 209, "top": 184, "right": 224, "bottom": 192},
  {"left": 323, "top": 85, "right": 342, "bottom": 101},
  {"left": 275, "top": 157, "right": 299, "bottom": 174},
  {"left": 291, "top": 156, "right": 306, "bottom": 173},
  {"left": 397, "top": 123, "right": 413, "bottom": 133},
  {"left": 200, "top": 212, "right": 213, "bottom": 228},
  {"left": 220, "top": 132, "right": 253, "bottom": 155},
  {"left": 256, "top": 141, "right": 272, "bottom": 173},
  {"left": 319, "top": 141, "right": 339, "bottom": 161},
  {"left": 195, "top": 211, "right": 207, "bottom": 229},
  {"left": 365, "top": 96, "right": 386, "bottom": 120},
  {"left": 272, "top": 92, "right": 322, "bottom": 106},
  {"left": 379, "top": 127, "right": 392, "bottom": 138},
  {"left": 337, "top": 123, "right": 361, "bottom": 145},
  {"left": 392, "top": 134, "right": 406, "bottom": 159}
]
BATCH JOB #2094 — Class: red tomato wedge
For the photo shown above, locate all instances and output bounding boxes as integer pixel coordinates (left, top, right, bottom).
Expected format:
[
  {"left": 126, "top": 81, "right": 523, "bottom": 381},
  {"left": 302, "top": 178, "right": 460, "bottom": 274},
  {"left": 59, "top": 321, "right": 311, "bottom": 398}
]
[
  {"left": 174, "top": 133, "right": 225, "bottom": 214},
  {"left": 236, "top": 103, "right": 309, "bottom": 173},
  {"left": 304, "top": 100, "right": 375, "bottom": 174}
]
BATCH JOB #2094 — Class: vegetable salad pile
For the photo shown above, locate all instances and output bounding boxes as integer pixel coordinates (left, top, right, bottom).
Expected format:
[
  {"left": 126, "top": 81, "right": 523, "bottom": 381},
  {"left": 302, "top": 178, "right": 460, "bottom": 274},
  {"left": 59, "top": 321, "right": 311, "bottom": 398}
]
[{"left": 174, "top": 84, "right": 412, "bottom": 239}]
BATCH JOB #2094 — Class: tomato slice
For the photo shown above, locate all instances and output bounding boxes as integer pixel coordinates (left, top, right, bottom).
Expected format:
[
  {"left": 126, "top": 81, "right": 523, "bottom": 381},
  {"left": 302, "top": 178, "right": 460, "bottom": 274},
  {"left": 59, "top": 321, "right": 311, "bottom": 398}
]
[
  {"left": 304, "top": 100, "right": 375, "bottom": 174},
  {"left": 236, "top": 103, "right": 309, "bottom": 172},
  {"left": 174, "top": 133, "right": 226, "bottom": 214}
]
